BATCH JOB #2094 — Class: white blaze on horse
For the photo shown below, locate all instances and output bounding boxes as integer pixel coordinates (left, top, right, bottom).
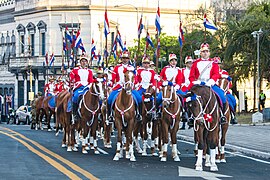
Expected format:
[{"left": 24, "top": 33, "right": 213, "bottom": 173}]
[{"left": 113, "top": 67, "right": 137, "bottom": 162}]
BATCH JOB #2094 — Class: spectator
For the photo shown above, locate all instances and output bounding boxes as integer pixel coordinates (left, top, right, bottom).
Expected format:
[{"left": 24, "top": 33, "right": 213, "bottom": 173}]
[
  {"left": 244, "top": 92, "right": 248, "bottom": 112},
  {"left": 259, "top": 90, "right": 266, "bottom": 111}
]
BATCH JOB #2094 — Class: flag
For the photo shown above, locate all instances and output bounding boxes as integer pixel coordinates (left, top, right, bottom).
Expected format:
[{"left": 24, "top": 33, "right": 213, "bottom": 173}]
[
  {"left": 45, "top": 52, "right": 48, "bottom": 65},
  {"left": 49, "top": 53, "right": 55, "bottom": 68},
  {"left": 91, "top": 38, "right": 96, "bottom": 58},
  {"left": 116, "top": 30, "right": 126, "bottom": 51},
  {"left": 155, "top": 5, "right": 161, "bottom": 35},
  {"left": 63, "top": 36, "right": 67, "bottom": 52},
  {"left": 104, "top": 10, "right": 110, "bottom": 38},
  {"left": 65, "top": 26, "right": 72, "bottom": 43},
  {"left": 112, "top": 39, "right": 117, "bottom": 60},
  {"left": 203, "top": 13, "right": 218, "bottom": 30},
  {"left": 97, "top": 52, "right": 102, "bottom": 66},
  {"left": 178, "top": 20, "right": 185, "bottom": 47},
  {"left": 71, "top": 29, "right": 76, "bottom": 48},
  {"left": 69, "top": 52, "right": 74, "bottom": 67},
  {"left": 146, "top": 32, "right": 154, "bottom": 48},
  {"left": 75, "top": 29, "right": 86, "bottom": 53},
  {"left": 138, "top": 14, "right": 144, "bottom": 38}
]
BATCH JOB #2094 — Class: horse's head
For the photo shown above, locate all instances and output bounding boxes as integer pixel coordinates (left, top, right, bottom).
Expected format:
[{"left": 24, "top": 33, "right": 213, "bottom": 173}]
[
  {"left": 92, "top": 77, "right": 106, "bottom": 100},
  {"left": 143, "top": 84, "right": 156, "bottom": 100},
  {"left": 217, "top": 77, "right": 230, "bottom": 93},
  {"left": 123, "top": 67, "right": 135, "bottom": 95},
  {"left": 161, "top": 80, "right": 176, "bottom": 109}
]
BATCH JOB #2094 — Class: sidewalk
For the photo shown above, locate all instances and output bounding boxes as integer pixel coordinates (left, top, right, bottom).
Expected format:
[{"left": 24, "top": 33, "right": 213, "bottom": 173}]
[{"left": 177, "top": 122, "right": 270, "bottom": 159}]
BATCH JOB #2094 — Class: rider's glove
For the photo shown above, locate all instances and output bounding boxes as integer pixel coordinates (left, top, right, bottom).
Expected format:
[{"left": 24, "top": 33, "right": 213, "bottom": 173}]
[{"left": 205, "top": 79, "right": 215, "bottom": 87}]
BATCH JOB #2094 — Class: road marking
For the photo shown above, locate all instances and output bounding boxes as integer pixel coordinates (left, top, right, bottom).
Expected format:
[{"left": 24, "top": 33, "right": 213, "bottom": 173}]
[
  {"left": 97, "top": 147, "right": 109, "bottom": 155},
  {"left": 1, "top": 127, "right": 99, "bottom": 180},
  {"left": 177, "top": 139, "right": 270, "bottom": 165},
  {"left": 0, "top": 130, "right": 81, "bottom": 180},
  {"left": 178, "top": 166, "right": 232, "bottom": 180}
]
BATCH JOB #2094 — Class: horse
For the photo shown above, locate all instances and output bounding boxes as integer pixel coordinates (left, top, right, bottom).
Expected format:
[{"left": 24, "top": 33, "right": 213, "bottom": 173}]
[
  {"left": 78, "top": 78, "right": 106, "bottom": 154},
  {"left": 56, "top": 90, "right": 78, "bottom": 152},
  {"left": 159, "top": 82, "right": 182, "bottom": 162},
  {"left": 185, "top": 85, "right": 220, "bottom": 171},
  {"left": 33, "top": 96, "right": 45, "bottom": 130},
  {"left": 133, "top": 84, "right": 159, "bottom": 156},
  {"left": 113, "top": 69, "right": 136, "bottom": 161},
  {"left": 215, "top": 77, "right": 231, "bottom": 163},
  {"left": 41, "top": 95, "right": 56, "bottom": 131}
]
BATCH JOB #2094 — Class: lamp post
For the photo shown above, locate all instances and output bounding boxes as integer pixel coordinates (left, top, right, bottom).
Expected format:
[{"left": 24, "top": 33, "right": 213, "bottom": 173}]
[
  {"left": 251, "top": 28, "right": 263, "bottom": 112},
  {"left": 114, "top": 4, "right": 139, "bottom": 26}
]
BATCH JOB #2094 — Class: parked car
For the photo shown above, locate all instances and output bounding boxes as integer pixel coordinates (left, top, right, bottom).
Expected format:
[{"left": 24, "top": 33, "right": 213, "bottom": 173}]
[{"left": 15, "top": 105, "right": 32, "bottom": 125}]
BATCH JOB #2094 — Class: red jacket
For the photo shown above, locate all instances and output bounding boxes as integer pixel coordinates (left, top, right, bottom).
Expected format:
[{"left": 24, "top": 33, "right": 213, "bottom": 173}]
[
  {"left": 70, "top": 66, "right": 93, "bottom": 90},
  {"left": 159, "top": 65, "right": 184, "bottom": 88},
  {"left": 136, "top": 67, "right": 156, "bottom": 89}
]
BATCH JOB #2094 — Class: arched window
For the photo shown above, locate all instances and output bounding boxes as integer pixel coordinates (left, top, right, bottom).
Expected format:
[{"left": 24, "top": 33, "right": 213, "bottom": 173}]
[
  {"left": 16, "top": 24, "right": 25, "bottom": 55},
  {"left": 37, "top": 20, "right": 47, "bottom": 56},
  {"left": 26, "top": 22, "right": 36, "bottom": 56},
  {"left": 4, "top": 87, "right": 8, "bottom": 95},
  {"left": 9, "top": 88, "right": 14, "bottom": 95}
]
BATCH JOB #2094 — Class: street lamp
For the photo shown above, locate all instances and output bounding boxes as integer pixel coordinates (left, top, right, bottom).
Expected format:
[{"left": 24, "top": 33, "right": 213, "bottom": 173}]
[
  {"left": 251, "top": 28, "right": 263, "bottom": 112},
  {"left": 114, "top": 4, "right": 139, "bottom": 26}
]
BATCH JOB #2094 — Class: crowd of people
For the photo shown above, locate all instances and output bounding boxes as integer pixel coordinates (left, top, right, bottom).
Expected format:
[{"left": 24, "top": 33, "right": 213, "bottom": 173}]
[{"left": 40, "top": 42, "right": 237, "bottom": 128}]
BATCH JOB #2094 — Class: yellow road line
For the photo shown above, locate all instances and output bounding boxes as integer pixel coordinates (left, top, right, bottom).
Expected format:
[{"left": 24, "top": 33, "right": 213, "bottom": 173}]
[
  {"left": 1, "top": 127, "right": 99, "bottom": 180},
  {"left": 0, "top": 131, "right": 81, "bottom": 180}
]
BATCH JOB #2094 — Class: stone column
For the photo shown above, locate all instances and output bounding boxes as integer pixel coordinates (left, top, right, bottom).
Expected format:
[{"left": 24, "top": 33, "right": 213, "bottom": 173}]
[
  {"left": 14, "top": 74, "right": 18, "bottom": 109},
  {"left": 24, "top": 73, "right": 27, "bottom": 105}
]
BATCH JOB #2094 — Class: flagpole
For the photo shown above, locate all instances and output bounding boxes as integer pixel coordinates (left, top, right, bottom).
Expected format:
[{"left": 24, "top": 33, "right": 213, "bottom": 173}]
[
  {"left": 178, "top": 10, "right": 183, "bottom": 68},
  {"left": 204, "top": 1, "right": 206, "bottom": 42},
  {"left": 104, "top": 0, "right": 109, "bottom": 123},
  {"left": 136, "top": 11, "right": 143, "bottom": 68},
  {"left": 61, "top": 29, "right": 64, "bottom": 76}
]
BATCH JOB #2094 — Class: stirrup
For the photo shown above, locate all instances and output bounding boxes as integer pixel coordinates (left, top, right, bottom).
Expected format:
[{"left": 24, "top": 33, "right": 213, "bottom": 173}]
[
  {"left": 220, "top": 116, "right": 227, "bottom": 124},
  {"left": 187, "top": 117, "right": 194, "bottom": 128},
  {"left": 136, "top": 114, "right": 142, "bottom": 121}
]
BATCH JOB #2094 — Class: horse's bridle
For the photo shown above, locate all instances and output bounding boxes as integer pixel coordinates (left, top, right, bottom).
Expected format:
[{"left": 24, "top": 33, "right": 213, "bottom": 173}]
[{"left": 189, "top": 89, "right": 219, "bottom": 132}]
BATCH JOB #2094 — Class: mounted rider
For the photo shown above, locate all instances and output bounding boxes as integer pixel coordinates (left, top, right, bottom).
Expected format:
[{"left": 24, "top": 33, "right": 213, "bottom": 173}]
[
  {"left": 44, "top": 75, "right": 56, "bottom": 97},
  {"left": 70, "top": 55, "right": 93, "bottom": 123},
  {"left": 188, "top": 43, "right": 227, "bottom": 124},
  {"left": 215, "top": 57, "right": 237, "bottom": 124},
  {"left": 180, "top": 56, "right": 194, "bottom": 129},
  {"left": 107, "top": 50, "right": 142, "bottom": 121}
]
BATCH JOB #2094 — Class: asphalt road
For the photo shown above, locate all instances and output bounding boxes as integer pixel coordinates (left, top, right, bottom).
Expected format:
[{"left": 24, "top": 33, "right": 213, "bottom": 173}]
[{"left": 0, "top": 124, "right": 269, "bottom": 180}]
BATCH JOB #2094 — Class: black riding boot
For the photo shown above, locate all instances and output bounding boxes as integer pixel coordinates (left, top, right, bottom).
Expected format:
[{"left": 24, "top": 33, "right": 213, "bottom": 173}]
[
  {"left": 107, "top": 103, "right": 114, "bottom": 122},
  {"left": 72, "top": 102, "right": 78, "bottom": 124},
  {"left": 220, "top": 103, "right": 227, "bottom": 124},
  {"left": 136, "top": 103, "right": 142, "bottom": 121}
]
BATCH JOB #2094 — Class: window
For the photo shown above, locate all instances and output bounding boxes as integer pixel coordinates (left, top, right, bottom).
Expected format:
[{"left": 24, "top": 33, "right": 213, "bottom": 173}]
[
  {"left": 20, "top": 35, "right": 25, "bottom": 54},
  {"left": 30, "top": 33, "right": 34, "bottom": 56},
  {"left": 41, "top": 32, "right": 46, "bottom": 55}
]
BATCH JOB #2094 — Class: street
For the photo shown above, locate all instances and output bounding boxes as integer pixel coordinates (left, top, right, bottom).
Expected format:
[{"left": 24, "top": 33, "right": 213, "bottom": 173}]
[{"left": 0, "top": 124, "right": 269, "bottom": 180}]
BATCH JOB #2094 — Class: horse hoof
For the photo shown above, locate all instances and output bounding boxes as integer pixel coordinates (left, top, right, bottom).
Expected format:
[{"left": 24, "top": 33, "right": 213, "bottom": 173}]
[
  {"left": 152, "top": 152, "right": 158, "bottom": 157},
  {"left": 210, "top": 165, "right": 218, "bottom": 171},
  {"left": 160, "top": 157, "right": 167, "bottom": 162},
  {"left": 205, "top": 162, "right": 211, "bottom": 167},
  {"left": 75, "top": 144, "right": 79, "bottom": 148},
  {"left": 173, "top": 156, "right": 180, "bottom": 162},
  {"left": 85, "top": 146, "right": 90, "bottom": 151},
  {"left": 113, "top": 155, "right": 120, "bottom": 161},
  {"left": 61, "top": 144, "right": 67, "bottom": 148},
  {"left": 55, "top": 132, "right": 59, "bottom": 136},
  {"left": 130, "top": 156, "right": 136, "bottom": 162},
  {"left": 67, "top": 147, "right": 72, "bottom": 152},
  {"left": 136, "top": 148, "right": 143, "bottom": 154},
  {"left": 48, "top": 129, "right": 52, "bottom": 132},
  {"left": 177, "top": 150, "right": 181, "bottom": 155},
  {"left": 215, "top": 159, "right": 221, "bottom": 163},
  {"left": 91, "top": 146, "right": 95, "bottom": 150},
  {"left": 106, "top": 144, "right": 112, "bottom": 149},
  {"left": 220, "top": 159, "right": 226, "bottom": 163},
  {"left": 142, "top": 152, "right": 147, "bottom": 156},
  {"left": 126, "top": 154, "right": 131, "bottom": 159},
  {"left": 72, "top": 147, "right": 78, "bottom": 152},
  {"left": 195, "top": 165, "right": 203, "bottom": 171},
  {"left": 82, "top": 150, "right": 88, "bottom": 154},
  {"left": 94, "top": 150, "right": 100, "bottom": 155}
]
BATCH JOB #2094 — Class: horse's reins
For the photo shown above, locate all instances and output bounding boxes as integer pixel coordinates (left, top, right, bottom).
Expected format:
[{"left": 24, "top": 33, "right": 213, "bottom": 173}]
[
  {"left": 115, "top": 94, "right": 134, "bottom": 128},
  {"left": 193, "top": 88, "right": 219, "bottom": 132}
]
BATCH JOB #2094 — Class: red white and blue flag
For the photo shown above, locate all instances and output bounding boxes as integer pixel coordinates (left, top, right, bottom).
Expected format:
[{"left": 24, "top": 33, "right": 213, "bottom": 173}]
[
  {"left": 91, "top": 38, "right": 96, "bottom": 58},
  {"left": 49, "top": 53, "right": 55, "bottom": 68},
  {"left": 146, "top": 32, "right": 154, "bottom": 48},
  {"left": 138, "top": 14, "right": 144, "bottom": 38},
  {"left": 116, "top": 30, "right": 126, "bottom": 51},
  {"left": 203, "top": 13, "right": 218, "bottom": 30},
  {"left": 155, "top": 5, "right": 161, "bottom": 35},
  {"left": 112, "top": 39, "right": 118, "bottom": 60},
  {"left": 65, "top": 26, "right": 72, "bottom": 44},
  {"left": 104, "top": 10, "right": 110, "bottom": 38},
  {"left": 178, "top": 20, "right": 185, "bottom": 47},
  {"left": 75, "top": 29, "right": 86, "bottom": 53}
]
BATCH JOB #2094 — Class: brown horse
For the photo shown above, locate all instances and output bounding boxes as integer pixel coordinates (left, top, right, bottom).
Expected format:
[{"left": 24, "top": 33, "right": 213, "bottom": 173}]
[
  {"left": 34, "top": 96, "right": 45, "bottom": 130},
  {"left": 113, "top": 69, "right": 136, "bottom": 161},
  {"left": 215, "top": 77, "right": 231, "bottom": 163},
  {"left": 78, "top": 78, "right": 106, "bottom": 154},
  {"left": 42, "top": 95, "right": 56, "bottom": 131},
  {"left": 56, "top": 90, "right": 78, "bottom": 152},
  {"left": 185, "top": 85, "right": 220, "bottom": 171},
  {"left": 160, "top": 83, "right": 182, "bottom": 162}
]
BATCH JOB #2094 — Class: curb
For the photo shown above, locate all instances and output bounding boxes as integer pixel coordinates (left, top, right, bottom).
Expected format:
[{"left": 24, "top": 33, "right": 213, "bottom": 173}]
[{"left": 177, "top": 134, "right": 270, "bottom": 160}]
